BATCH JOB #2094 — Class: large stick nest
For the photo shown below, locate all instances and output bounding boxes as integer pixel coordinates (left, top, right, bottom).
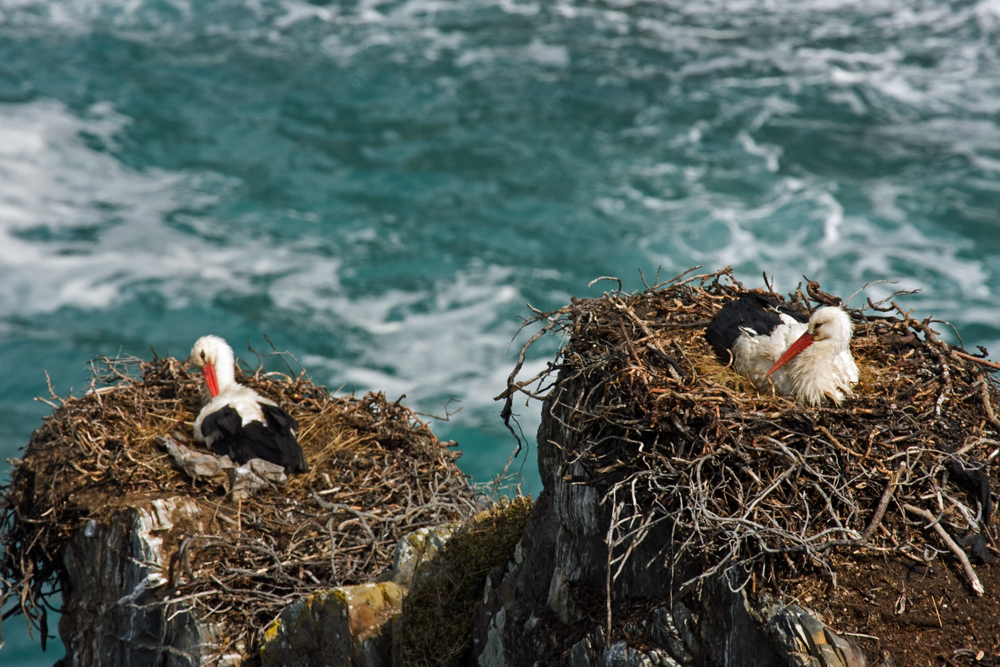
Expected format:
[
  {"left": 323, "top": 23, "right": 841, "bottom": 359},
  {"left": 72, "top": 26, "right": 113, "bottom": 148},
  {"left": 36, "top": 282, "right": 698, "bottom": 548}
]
[
  {"left": 501, "top": 266, "right": 1000, "bottom": 596},
  {"left": 1, "top": 349, "right": 478, "bottom": 658}
]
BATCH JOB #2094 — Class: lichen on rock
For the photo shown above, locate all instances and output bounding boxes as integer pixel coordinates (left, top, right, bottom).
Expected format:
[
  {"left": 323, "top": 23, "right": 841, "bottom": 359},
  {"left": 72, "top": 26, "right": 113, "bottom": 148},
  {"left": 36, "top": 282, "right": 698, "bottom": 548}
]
[{"left": 259, "top": 582, "right": 407, "bottom": 667}]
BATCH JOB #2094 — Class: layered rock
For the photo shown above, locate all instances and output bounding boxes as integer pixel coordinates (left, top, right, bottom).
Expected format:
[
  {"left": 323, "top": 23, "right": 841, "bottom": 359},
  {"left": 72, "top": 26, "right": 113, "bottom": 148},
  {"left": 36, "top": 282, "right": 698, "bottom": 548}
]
[
  {"left": 57, "top": 497, "right": 227, "bottom": 667},
  {"left": 259, "top": 583, "right": 405, "bottom": 667},
  {"left": 54, "top": 497, "right": 459, "bottom": 667}
]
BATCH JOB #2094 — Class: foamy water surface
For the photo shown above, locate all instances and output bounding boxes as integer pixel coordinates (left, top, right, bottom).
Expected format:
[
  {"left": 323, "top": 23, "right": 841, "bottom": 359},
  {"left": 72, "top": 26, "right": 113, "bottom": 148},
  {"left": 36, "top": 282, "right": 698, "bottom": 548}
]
[{"left": 1, "top": 0, "right": 999, "bottom": 662}]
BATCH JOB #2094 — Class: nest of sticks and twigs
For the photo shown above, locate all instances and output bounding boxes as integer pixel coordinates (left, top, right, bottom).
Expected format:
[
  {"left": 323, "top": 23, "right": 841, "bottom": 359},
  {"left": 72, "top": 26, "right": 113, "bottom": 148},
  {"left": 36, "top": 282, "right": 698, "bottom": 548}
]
[
  {"left": 0, "top": 350, "right": 478, "bottom": 658},
  {"left": 501, "top": 266, "right": 1000, "bottom": 600}
]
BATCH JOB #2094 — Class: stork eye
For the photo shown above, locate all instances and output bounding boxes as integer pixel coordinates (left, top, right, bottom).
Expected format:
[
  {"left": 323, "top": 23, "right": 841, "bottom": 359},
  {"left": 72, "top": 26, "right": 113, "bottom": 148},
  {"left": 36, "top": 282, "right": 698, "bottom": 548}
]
[{"left": 200, "top": 351, "right": 206, "bottom": 360}]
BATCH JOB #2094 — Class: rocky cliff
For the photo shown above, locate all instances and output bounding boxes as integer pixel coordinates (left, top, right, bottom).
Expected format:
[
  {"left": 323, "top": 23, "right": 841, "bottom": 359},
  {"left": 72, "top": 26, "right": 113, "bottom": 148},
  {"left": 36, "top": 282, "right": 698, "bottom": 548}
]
[
  {"left": 470, "top": 388, "right": 868, "bottom": 667},
  {"left": 475, "top": 268, "right": 1000, "bottom": 667}
]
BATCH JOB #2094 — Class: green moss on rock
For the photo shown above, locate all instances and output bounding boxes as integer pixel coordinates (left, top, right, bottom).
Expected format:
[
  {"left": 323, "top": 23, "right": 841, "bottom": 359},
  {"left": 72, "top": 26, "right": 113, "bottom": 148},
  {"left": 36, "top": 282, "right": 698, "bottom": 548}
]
[{"left": 397, "top": 496, "right": 532, "bottom": 667}]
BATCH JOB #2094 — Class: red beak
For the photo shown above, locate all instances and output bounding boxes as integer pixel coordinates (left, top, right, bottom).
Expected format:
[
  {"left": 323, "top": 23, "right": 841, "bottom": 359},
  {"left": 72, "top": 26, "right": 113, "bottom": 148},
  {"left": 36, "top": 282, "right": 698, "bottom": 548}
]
[
  {"left": 767, "top": 332, "right": 814, "bottom": 376},
  {"left": 202, "top": 364, "right": 220, "bottom": 397}
]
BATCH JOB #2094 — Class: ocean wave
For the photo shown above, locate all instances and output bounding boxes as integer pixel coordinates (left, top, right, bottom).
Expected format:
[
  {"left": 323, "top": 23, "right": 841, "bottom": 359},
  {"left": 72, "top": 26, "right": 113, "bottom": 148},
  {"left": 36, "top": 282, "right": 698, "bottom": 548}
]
[
  {"left": 1, "top": 0, "right": 998, "bottom": 451},
  {"left": 0, "top": 98, "right": 554, "bottom": 430}
]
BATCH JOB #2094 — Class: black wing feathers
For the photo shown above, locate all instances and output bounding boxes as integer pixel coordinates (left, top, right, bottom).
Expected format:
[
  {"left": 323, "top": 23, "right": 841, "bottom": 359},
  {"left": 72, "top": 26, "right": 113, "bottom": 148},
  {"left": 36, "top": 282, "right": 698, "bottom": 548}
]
[
  {"left": 705, "top": 294, "right": 809, "bottom": 360},
  {"left": 261, "top": 402, "right": 298, "bottom": 432},
  {"left": 261, "top": 404, "right": 308, "bottom": 473},
  {"left": 201, "top": 406, "right": 244, "bottom": 440},
  {"left": 949, "top": 459, "right": 992, "bottom": 527},
  {"left": 202, "top": 404, "right": 308, "bottom": 474}
]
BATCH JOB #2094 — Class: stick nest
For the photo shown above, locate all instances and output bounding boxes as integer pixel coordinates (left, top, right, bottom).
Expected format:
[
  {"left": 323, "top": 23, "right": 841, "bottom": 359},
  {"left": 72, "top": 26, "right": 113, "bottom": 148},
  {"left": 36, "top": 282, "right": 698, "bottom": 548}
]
[
  {"left": 501, "top": 267, "right": 1000, "bottom": 596},
  {"left": 1, "top": 350, "right": 478, "bottom": 658}
]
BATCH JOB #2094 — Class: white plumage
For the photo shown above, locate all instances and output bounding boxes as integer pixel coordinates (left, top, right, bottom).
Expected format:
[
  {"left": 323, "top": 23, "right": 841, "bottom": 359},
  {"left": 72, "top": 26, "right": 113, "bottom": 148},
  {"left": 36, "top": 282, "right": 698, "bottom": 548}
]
[
  {"left": 707, "top": 295, "right": 859, "bottom": 406},
  {"left": 191, "top": 336, "right": 273, "bottom": 441},
  {"left": 189, "top": 335, "right": 307, "bottom": 473},
  {"left": 739, "top": 308, "right": 858, "bottom": 405}
]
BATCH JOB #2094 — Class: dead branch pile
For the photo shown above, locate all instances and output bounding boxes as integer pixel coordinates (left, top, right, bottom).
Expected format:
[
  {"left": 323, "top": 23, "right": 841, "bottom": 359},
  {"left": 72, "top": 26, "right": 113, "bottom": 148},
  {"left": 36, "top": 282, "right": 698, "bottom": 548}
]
[
  {"left": 1, "top": 351, "right": 478, "bottom": 658},
  {"left": 501, "top": 267, "right": 1000, "bottom": 597}
]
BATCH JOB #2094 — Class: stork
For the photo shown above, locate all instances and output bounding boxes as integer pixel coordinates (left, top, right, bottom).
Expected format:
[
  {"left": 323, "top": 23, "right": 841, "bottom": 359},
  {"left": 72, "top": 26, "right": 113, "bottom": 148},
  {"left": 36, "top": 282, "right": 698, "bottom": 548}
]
[
  {"left": 705, "top": 294, "right": 859, "bottom": 405},
  {"left": 189, "top": 335, "right": 308, "bottom": 473}
]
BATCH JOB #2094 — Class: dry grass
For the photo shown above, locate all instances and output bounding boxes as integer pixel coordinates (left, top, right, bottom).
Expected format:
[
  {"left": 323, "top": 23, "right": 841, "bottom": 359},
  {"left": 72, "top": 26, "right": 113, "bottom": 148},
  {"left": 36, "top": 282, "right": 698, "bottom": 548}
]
[{"left": 0, "top": 350, "right": 479, "bottom": 661}]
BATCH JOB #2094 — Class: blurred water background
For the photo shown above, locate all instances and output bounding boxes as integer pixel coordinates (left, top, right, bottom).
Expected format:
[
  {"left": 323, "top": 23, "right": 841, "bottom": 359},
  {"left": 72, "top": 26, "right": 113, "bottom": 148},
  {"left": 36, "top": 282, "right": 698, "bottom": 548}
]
[{"left": 2, "top": 0, "right": 999, "bottom": 662}]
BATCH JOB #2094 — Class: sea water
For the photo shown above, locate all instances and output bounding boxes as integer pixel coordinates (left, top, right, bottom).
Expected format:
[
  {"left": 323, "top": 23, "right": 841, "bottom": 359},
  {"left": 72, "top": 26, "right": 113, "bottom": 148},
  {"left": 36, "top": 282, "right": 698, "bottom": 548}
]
[{"left": 1, "top": 0, "right": 999, "bottom": 662}]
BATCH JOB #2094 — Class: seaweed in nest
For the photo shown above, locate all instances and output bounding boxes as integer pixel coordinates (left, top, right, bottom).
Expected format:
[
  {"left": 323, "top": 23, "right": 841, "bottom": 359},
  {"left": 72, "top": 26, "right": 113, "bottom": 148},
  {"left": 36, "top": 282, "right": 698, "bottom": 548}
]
[
  {"left": 0, "top": 347, "right": 479, "bottom": 660},
  {"left": 500, "top": 266, "right": 1000, "bottom": 602}
]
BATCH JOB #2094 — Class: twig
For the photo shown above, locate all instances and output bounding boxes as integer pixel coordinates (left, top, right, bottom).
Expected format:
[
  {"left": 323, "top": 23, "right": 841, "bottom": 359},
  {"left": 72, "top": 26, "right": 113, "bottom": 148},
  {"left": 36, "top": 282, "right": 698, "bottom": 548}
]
[
  {"left": 589, "top": 276, "right": 624, "bottom": 292},
  {"left": 902, "top": 504, "right": 984, "bottom": 596},
  {"left": 952, "top": 350, "right": 1000, "bottom": 371},
  {"left": 978, "top": 381, "right": 1000, "bottom": 433},
  {"left": 862, "top": 465, "right": 903, "bottom": 541}
]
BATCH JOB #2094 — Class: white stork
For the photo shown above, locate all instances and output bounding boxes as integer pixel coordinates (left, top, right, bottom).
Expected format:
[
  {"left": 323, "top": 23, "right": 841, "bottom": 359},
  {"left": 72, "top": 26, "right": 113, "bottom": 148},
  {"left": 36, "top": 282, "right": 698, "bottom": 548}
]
[
  {"left": 705, "top": 294, "right": 859, "bottom": 405},
  {"left": 189, "top": 335, "right": 308, "bottom": 473}
]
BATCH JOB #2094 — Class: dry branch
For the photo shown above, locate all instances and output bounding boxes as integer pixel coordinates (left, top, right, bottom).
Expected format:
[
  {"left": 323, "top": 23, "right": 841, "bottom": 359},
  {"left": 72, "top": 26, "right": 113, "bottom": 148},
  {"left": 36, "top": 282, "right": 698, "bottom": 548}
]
[
  {"left": 501, "top": 266, "right": 1000, "bottom": 600},
  {"left": 902, "top": 504, "right": 984, "bottom": 596}
]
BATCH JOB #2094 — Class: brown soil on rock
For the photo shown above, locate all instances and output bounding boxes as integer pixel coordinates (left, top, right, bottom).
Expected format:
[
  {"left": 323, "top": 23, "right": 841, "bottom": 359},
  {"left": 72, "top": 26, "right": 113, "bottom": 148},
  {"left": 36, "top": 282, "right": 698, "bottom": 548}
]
[{"left": 786, "top": 555, "right": 1000, "bottom": 666}]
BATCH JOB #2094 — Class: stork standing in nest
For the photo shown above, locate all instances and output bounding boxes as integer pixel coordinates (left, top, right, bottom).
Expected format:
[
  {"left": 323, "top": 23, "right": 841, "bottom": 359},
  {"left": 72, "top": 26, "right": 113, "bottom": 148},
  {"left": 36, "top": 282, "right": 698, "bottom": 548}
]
[
  {"left": 190, "top": 335, "right": 308, "bottom": 473},
  {"left": 706, "top": 294, "right": 859, "bottom": 405}
]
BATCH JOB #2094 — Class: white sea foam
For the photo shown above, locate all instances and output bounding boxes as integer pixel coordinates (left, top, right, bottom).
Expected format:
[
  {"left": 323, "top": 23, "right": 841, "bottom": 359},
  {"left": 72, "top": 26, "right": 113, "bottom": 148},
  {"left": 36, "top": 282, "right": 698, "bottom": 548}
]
[
  {"left": 292, "top": 262, "right": 535, "bottom": 414},
  {"left": 274, "top": 0, "right": 337, "bottom": 28},
  {"left": 0, "top": 101, "right": 183, "bottom": 312},
  {"left": 635, "top": 158, "right": 995, "bottom": 342},
  {"left": 0, "top": 100, "right": 346, "bottom": 317},
  {"left": 3, "top": 11, "right": 1000, "bottom": 667},
  {"left": 0, "top": 0, "right": 997, "bottom": 437},
  {"left": 524, "top": 39, "right": 569, "bottom": 67},
  {"left": 0, "top": 98, "right": 550, "bottom": 450}
]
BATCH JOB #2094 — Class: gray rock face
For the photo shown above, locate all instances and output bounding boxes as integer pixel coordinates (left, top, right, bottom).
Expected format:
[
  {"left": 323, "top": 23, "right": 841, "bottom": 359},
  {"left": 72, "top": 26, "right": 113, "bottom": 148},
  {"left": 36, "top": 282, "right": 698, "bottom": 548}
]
[
  {"left": 648, "top": 606, "right": 694, "bottom": 665},
  {"left": 470, "top": 387, "right": 868, "bottom": 667},
  {"left": 762, "top": 604, "right": 867, "bottom": 667},
  {"left": 259, "top": 582, "right": 406, "bottom": 667},
  {"left": 56, "top": 496, "right": 459, "bottom": 667},
  {"left": 258, "top": 523, "right": 459, "bottom": 667},
  {"left": 388, "top": 523, "right": 459, "bottom": 587},
  {"left": 58, "top": 497, "right": 229, "bottom": 667}
]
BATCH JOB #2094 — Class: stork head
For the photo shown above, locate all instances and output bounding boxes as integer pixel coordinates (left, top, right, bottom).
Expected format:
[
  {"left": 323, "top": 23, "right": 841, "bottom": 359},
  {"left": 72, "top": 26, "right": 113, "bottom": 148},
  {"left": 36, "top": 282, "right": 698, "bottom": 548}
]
[
  {"left": 767, "top": 307, "right": 853, "bottom": 377},
  {"left": 806, "top": 307, "right": 854, "bottom": 346},
  {"left": 190, "top": 335, "right": 236, "bottom": 397}
]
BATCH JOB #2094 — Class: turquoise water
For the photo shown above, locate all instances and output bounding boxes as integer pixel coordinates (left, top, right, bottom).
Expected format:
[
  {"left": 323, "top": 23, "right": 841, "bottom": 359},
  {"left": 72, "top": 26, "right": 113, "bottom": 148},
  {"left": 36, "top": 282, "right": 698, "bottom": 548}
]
[{"left": 2, "top": 0, "right": 999, "bottom": 662}]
